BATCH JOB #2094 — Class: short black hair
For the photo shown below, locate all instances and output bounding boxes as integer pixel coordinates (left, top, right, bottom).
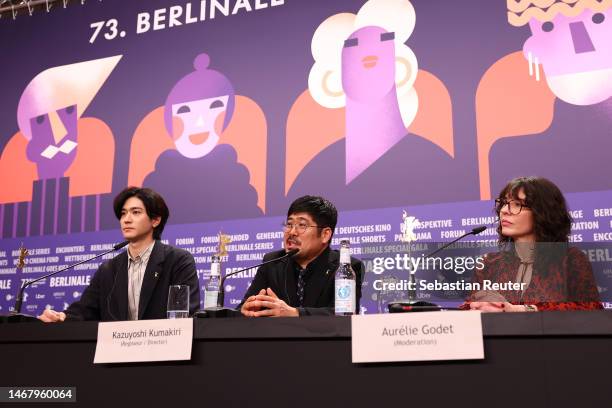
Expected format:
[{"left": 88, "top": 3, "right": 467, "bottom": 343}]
[
  {"left": 113, "top": 187, "right": 169, "bottom": 240},
  {"left": 287, "top": 195, "right": 337, "bottom": 239}
]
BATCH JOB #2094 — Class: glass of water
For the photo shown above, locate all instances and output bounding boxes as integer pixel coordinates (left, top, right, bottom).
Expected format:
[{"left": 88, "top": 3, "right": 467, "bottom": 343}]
[{"left": 167, "top": 285, "right": 190, "bottom": 318}]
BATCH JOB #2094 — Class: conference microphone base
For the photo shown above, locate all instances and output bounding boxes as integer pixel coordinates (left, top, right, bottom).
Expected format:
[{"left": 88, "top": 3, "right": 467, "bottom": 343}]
[
  {"left": 0, "top": 313, "right": 41, "bottom": 323},
  {"left": 194, "top": 307, "right": 242, "bottom": 318},
  {"left": 388, "top": 301, "right": 441, "bottom": 313}
]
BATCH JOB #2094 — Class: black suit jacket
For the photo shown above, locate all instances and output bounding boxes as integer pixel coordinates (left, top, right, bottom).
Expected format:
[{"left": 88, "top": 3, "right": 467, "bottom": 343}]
[
  {"left": 64, "top": 241, "right": 199, "bottom": 321},
  {"left": 239, "top": 247, "right": 364, "bottom": 316}
]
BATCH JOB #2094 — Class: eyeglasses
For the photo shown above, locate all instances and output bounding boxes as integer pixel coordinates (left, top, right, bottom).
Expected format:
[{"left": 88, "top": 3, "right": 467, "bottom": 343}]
[
  {"left": 495, "top": 198, "right": 530, "bottom": 215},
  {"left": 282, "top": 221, "right": 326, "bottom": 234}
]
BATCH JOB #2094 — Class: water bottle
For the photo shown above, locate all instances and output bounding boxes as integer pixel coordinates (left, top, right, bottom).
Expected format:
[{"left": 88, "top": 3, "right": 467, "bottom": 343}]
[
  {"left": 335, "top": 239, "right": 356, "bottom": 315},
  {"left": 204, "top": 255, "right": 221, "bottom": 309}
]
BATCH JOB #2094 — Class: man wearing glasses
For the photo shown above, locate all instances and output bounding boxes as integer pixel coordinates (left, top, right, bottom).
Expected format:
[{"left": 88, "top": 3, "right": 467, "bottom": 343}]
[{"left": 240, "top": 195, "right": 364, "bottom": 317}]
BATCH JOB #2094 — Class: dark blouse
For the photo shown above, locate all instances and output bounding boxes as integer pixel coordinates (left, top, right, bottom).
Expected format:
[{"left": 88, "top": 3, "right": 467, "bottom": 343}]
[{"left": 463, "top": 247, "right": 602, "bottom": 311}]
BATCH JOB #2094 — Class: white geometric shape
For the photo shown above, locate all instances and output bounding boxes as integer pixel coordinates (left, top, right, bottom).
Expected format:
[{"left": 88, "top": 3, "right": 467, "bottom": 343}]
[
  {"left": 195, "top": 115, "right": 204, "bottom": 128},
  {"left": 59, "top": 139, "right": 77, "bottom": 154},
  {"left": 355, "top": 0, "right": 416, "bottom": 43},
  {"left": 40, "top": 145, "right": 59, "bottom": 159}
]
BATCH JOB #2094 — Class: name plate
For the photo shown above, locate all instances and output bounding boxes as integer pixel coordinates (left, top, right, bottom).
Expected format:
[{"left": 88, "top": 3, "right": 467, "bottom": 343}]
[
  {"left": 351, "top": 311, "right": 484, "bottom": 363},
  {"left": 94, "top": 318, "right": 193, "bottom": 364}
]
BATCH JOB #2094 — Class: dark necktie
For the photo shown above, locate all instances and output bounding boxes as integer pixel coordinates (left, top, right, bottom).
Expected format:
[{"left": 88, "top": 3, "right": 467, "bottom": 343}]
[{"left": 296, "top": 268, "right": 306, "bottom": 306}]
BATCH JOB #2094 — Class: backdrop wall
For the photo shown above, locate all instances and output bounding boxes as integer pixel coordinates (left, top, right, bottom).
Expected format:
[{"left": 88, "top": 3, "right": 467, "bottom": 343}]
[{"left": 1, "top": 0, "right": 611, "bottom": 314}]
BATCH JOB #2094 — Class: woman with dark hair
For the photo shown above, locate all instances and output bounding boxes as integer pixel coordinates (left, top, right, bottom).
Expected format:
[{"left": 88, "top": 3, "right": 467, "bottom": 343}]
[{"left": 464, "top": 176, "right": 602, "bottom": 312}]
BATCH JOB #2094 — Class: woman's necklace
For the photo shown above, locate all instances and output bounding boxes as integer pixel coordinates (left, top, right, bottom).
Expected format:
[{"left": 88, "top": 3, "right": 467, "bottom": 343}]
[{"left": 516, "top": 258, "right": 534, "bottom": 303}]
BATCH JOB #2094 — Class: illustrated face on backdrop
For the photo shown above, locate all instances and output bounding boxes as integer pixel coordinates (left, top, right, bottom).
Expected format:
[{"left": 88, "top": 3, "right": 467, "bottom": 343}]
[
  {"left": 509, "top": 0, "right": 612, "bottom": 105},
  {"left": 309, "top": 0, "right": 418, "bottom": 111},
  {"left": 342, "top": 26, "right": 397, "bottom": 101},
  {"left": 295, "top": 0, "right": 420, "bottom": 187},
  {"left": 26, "top": 104, "right": 79, "bottom": 178},
  {"left": 164, "top": 53, "right": 235, "bottom": 160},
  {"left": 171, "top": 95, "right": 229, "bottom": 159},
  {"left": 16, "top": 55, "right": 122, "bottom": 179}
]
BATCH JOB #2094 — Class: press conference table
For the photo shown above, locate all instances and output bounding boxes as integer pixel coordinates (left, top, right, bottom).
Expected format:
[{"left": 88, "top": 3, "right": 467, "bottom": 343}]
[{"left": 1, "top": 311, "right": 612, "bottom": 408}]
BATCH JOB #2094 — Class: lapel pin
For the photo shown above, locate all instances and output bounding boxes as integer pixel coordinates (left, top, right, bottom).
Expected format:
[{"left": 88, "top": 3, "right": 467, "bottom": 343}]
[{"left": 154, "top": 272, "right": 159, "bottom": 279}]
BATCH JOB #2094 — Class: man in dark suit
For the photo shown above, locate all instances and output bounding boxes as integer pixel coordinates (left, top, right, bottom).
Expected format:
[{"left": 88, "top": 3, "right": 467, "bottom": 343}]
[
  {"left": 38, "top": 187, "right": 199, "bottom": 322},
  {"left": 240, "top": 195, "right": 363, "bottom": 317}
]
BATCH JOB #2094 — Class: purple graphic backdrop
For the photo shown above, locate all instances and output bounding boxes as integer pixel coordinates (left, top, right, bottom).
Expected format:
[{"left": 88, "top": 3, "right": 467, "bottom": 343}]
[{"left": 1, "top": 0, "right": 611, "bottom": 314}]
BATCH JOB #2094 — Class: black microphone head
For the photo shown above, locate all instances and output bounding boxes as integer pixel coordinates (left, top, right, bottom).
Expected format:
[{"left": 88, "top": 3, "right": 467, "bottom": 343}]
[
  {"left": 286, "top": 248, "right": 299, "bottom": 257},
  {"left": 113, "top": 241, "right": 129, "bottom": 250},
  {"left": 471, "top": 226, "right": 487, "bottom": 235}
]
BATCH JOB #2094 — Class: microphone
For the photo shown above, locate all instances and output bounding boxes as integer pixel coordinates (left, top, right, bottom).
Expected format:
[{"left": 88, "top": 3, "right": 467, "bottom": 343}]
[
  {"left": 6, "top": 241, "right": 128, "bottom": 322},
  {"left": 217, "top": 248, "right": 299, "bottom": 308},
  {"left": 388, "top": 226, "right": 488, "bottom": 313},
  {"left": 196, "top": 248, "right": 299, "bottom": 318},
  {"left": 471, "top": 226, "right": 487, "bottom": 234},
  {"left": 422, "top": 226, "right": 487, "bottom": 259}
]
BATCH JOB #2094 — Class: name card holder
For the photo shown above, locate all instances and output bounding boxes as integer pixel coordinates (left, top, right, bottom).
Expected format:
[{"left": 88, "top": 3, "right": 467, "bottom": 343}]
[
  {"left": 351, "top": 311, "right": 484, "bottom": 363},
  {"left": 94, "top": 318, "right": 193, "bottom": 364}
]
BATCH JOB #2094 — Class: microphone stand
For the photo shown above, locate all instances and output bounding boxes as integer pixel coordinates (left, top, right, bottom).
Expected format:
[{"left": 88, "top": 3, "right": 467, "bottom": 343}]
[
  {"left": 195, "top": 249, "right": 299, "bottom": 318},
  {"left": 388, "top": 226, "right": 487, "bottom": 313},
  {"left": 1, "top": 241, "right": 128, "bottom": 323}
]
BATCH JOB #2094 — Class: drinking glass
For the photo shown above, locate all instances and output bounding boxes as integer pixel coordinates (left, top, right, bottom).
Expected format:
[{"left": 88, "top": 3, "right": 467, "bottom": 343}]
[{"left": 167, "top": 285, "right": 189, "bottom": 318}]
